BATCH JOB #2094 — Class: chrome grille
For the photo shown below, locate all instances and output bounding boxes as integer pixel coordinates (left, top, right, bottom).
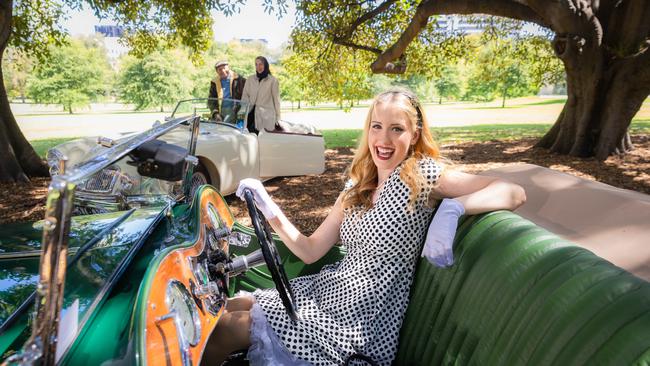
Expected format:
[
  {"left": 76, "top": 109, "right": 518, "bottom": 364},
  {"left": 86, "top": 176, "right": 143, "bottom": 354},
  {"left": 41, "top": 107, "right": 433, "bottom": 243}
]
[{"left": 81, "top": 168, "right": 120, "bottom": 193}]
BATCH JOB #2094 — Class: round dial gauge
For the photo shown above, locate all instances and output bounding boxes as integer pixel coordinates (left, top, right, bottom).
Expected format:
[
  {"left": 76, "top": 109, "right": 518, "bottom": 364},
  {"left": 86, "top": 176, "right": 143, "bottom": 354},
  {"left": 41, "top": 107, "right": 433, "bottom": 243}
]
[
  {"left": 166, "top": 280, "right": 201, "bottom": 346},
  {"left": 207, "top": 203, "right": 222, "bottom": 228}
]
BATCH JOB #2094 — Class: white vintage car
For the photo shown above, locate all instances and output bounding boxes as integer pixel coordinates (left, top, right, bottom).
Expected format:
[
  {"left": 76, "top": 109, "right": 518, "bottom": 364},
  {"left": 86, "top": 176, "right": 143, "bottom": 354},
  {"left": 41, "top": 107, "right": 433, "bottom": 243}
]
[{"left": 46, "top": 98, "right": 325, "bottom": 211}]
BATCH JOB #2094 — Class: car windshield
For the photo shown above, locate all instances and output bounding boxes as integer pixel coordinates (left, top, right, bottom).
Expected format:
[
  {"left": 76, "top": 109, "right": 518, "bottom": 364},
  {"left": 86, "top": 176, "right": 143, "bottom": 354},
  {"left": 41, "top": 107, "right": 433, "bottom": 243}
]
[
  {"left": 171, "top": 98, "right": 250, "bottom": 128},
  {"left": 0, "top": 117, "right": 197, "bottom": 359}
]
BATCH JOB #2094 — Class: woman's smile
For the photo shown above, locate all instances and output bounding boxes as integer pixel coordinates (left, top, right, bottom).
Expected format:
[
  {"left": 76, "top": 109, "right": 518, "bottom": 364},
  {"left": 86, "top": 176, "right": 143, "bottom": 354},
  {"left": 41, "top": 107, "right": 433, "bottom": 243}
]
[{"left": 375, "top": 146, "right": 395, "bottom": 160}]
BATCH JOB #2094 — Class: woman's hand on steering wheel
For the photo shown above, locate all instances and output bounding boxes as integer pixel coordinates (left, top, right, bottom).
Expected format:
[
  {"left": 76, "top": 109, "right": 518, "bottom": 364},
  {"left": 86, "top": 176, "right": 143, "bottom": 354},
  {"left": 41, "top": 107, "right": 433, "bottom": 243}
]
[
  {"left": 237, "top": 179, "right": 299, "bottom": 322},
  {"left": 236, "top": 179, "right": 281, "bottom": 219}
]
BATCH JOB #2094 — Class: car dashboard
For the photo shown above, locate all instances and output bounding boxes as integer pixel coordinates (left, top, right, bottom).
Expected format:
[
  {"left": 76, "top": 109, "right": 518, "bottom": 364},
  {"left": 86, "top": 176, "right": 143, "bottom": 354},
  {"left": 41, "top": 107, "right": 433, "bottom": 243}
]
[{"left": 135, "top": 186, "right": 240, "bottom": 365}]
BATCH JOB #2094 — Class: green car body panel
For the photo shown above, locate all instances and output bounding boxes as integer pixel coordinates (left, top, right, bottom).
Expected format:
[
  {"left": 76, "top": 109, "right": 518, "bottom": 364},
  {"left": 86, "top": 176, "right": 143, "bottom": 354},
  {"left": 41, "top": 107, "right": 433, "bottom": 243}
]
[
  {"left": 0, "top": 185, "right": 345, "bottom": 364},
  {"left": 0, "top": 206, "right": 169, "bottom": 361}
]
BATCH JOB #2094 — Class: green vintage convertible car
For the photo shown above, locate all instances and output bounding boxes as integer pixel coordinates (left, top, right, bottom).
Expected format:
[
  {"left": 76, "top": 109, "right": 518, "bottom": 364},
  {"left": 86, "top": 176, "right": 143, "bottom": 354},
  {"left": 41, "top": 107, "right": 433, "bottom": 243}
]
[{"left": 1, "top": 115, "right": 650, "bottom": 365}]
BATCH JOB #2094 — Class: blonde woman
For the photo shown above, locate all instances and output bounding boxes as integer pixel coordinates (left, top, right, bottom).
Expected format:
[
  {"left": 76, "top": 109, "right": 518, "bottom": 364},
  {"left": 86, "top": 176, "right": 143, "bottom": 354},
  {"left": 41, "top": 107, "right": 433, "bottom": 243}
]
[{"left": 207, "top": 89, "right": 526, "bottom": 365}]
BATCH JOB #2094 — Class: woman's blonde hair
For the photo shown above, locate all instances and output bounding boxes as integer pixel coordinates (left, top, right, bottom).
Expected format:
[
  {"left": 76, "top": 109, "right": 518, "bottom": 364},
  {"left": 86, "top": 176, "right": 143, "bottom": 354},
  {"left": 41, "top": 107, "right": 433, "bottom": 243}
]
[{"left": 342, "top": 88, "right": 440, "bottom": 210}]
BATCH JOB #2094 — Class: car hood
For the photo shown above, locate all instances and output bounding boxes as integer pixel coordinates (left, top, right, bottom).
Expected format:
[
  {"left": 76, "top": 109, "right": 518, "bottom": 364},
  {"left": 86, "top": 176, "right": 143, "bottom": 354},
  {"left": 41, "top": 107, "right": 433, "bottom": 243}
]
[
  {"left": 49, "top": 123, "right": 238, "bottom": 170},
  {"left": 0, "top": 205, "right": 166, "bottom": 327}
]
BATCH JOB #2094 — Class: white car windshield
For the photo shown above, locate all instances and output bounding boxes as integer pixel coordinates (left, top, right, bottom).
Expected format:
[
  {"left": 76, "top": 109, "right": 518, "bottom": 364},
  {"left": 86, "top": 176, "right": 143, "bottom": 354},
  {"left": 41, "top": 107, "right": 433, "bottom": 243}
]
[{"left": 172, "top": 98, "right": 251, "bottom": 128}]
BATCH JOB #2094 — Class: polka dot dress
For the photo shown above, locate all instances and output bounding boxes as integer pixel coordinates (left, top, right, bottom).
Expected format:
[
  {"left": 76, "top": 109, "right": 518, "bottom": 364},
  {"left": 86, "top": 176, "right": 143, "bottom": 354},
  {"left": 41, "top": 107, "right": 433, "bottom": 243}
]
[{"left": 253, "top": 158, "right": 442, "bottom": 365}]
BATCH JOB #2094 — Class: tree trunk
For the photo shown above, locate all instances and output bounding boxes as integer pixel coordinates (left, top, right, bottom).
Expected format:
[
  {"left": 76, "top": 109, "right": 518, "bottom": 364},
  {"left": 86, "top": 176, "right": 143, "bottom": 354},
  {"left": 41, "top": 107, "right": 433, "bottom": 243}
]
[
  {"left": 439, "top": 96, "right": 442, "bottom": 104},
  {"left": 0, "top": 0, "right": 49, "bottom": 182},
  {"left": 536, "top": 33, "right": 650, "bottom": 160}
]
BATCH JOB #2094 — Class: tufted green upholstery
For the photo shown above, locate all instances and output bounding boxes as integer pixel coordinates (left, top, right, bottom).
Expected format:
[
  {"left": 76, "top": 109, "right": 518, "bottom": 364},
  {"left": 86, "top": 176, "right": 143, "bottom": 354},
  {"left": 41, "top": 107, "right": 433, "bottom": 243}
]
[{"left": 396, "top": 211, "right": 650, "bottom": 366}]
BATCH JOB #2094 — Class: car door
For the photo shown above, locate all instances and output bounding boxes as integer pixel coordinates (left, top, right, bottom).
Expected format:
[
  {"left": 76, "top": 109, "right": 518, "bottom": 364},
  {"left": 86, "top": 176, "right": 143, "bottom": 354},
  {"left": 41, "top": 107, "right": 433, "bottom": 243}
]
[
  {"left": 195, "top": 122, "right": 259, "bottom": 194},
  {"left": 257, "top": 126, "right": 325, "bottom": 178}
]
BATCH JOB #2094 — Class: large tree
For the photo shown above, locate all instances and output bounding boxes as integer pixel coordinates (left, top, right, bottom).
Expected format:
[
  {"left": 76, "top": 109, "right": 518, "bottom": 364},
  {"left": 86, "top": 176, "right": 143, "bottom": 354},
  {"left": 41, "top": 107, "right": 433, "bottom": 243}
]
[
  {"left": 293, "top": 0, "right": 650, "bottom": 160},
  {"left": 0, "top": 0, "right": 287, "bottom": 182},
  {"left": 118, "top": 49, "right": 193, "bottom": 111},
  {"left": 28, "top": 39, "right": 111, "bottom": 113}
]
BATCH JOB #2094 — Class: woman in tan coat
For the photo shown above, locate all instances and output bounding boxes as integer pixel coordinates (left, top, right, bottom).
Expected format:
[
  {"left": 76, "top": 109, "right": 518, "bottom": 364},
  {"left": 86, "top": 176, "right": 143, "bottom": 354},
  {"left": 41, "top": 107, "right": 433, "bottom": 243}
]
[{"left": 241, "top": 56, "right": 281, "bottom": 133}]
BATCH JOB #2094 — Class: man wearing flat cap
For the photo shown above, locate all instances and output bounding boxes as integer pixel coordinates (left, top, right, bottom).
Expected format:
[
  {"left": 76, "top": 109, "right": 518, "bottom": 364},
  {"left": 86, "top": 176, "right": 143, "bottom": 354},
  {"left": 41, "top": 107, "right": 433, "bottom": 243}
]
[{"left": 208, "top": 60, "right": 246, "bottom": 122}]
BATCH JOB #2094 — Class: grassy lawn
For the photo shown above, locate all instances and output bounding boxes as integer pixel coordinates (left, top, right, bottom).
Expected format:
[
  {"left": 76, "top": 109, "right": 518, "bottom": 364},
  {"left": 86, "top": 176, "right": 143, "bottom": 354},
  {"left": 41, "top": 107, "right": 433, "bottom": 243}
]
[
  {"left": 322, "top": 120, "right": 650, "bottom": 148},
  {"left": 32, "top": 137, "right": 77, "bottom": 157},
  {"left": 32, "top": 119, "right": 650, "bottom": 154}
]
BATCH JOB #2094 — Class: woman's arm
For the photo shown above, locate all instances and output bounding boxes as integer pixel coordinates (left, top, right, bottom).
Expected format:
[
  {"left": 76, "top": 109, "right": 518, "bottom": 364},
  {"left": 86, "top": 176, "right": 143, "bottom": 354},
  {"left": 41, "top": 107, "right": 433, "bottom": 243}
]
[
  {"left": 268, "top": 193, "right": 344, "bottom": 264},
  {"left": 241, "top": 77, "right": 251, "bottom": 104},
  {"left": 271, "top": 76, "right": 281, "bottom": 121},
  {"left": 432, "top": 169, "right": 526, "bottom": 215},
  {"left": 237, "top": 178, "right": 344, "bottom": 264}
]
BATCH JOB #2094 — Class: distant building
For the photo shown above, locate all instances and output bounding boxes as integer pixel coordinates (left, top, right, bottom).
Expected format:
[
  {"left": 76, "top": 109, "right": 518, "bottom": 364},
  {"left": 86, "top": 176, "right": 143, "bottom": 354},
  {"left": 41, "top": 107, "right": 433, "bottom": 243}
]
[
  {"left": 94, "top": 25, "right": 129, "bottom": 65},
  {"left": 239, "top": 38, "right": 269, "bottom": 45},
  {"left": 435, "top": 15, "right": 485, "bottom": 34},
  {"left": 94, "top": 25, "right": 124, "bottom": 38}
]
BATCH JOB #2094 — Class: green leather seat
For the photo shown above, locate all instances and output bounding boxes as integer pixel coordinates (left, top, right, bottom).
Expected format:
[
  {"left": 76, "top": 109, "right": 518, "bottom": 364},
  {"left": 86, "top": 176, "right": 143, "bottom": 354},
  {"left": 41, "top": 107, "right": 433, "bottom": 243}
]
[{"left": 396, "top": 211, "right": 650, "bottom": 365}]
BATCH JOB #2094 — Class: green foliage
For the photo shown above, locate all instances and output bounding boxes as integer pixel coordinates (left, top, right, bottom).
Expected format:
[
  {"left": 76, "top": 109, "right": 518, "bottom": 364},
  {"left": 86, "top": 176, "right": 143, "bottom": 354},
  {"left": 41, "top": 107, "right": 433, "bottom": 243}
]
[
  {"left": 26, "top": 39, "right": 111, "bottom": 113},
  {"left": 9, "top": 1, "right": 288, "bottom": 63},
  {"left": 290, "top": 6, "right": 566, "bottom": 105},
  {"left": 293, "top": 2, "right": 474, "bottom": 80},
  {"left": 287, "top": 30, "right": 375, "bottom": 109},
  {"left": 2, "top": 49, "right": 35, "bottom": 102},
  {"left": 9, "top": 0, "right": 68, "bottom": 60},
  {"left": 276, "top": 57, "right": 308, "bottom": 107},
  {"left": 433, "top": 65, "right": 462, "bottom": 103},
  {"left": 463, "top": 38, "right": 542, "bottom": 106},
  {"left": 117, "top": 49, "right": 194, "bottom": 111}
]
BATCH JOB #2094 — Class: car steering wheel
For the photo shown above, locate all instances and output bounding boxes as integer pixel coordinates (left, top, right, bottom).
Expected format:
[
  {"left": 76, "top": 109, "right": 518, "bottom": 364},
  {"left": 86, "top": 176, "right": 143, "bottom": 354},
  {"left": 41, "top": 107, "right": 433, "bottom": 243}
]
[{"left": 242, "top": 189, "right": 299, "bottom": 322}]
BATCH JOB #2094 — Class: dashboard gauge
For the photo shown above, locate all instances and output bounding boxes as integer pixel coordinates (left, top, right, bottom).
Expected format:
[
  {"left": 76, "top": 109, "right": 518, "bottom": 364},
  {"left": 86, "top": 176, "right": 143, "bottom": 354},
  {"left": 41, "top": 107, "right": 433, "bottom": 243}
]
[
  {"left": 207, "top": 202, "right": 222, "bottom": 228},
  {"left": 166, "top": 280, "right": 201, "bottom": 346},
  {"left": 192, "top": 259, "right": 210, "bottom": 287}
]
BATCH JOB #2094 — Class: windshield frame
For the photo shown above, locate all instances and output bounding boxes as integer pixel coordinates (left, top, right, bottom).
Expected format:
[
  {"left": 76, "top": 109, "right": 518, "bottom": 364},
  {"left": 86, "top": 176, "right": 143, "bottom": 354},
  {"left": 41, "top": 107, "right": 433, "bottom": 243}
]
[
  {"left": 171, "top": 98, "right": 251, "bottom": 131},
  {"left": 9, "top": 115, "right": 200, "bottom": 365}
]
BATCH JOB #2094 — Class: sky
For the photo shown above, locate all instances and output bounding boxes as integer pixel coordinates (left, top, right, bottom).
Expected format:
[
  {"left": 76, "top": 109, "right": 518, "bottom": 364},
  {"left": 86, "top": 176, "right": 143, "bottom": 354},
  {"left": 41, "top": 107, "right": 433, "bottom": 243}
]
[{"left": 62, "top": 0, "right": 296, "bottom": 49}]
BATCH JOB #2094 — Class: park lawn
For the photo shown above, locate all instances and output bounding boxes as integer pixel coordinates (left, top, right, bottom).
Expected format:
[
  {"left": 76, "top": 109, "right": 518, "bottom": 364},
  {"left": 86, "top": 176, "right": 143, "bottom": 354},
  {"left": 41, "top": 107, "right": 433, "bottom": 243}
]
[
  {"left": 32, "top": 138, "right": 77, "bottom": 157},
  {"left": 322, "top": 120, "right": 650, "bottom": 148},
  {"left": 31, "top": 120, "right": 650, "bottom": 155}
]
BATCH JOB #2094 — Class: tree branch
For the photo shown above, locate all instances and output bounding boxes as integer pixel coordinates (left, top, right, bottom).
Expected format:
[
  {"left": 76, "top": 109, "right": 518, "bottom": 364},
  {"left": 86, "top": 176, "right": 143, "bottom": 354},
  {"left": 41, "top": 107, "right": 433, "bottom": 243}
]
[
  {"left": 332, "top": 38, "right": 383, "bottom": 55},
  {"left": 331, "top": 0, "right": 396, "bottom": 54},
  {"left": 336, "top": 0, "right": 396, "bottom": 41},
  {"left": 522, "top": 0, "right": 602, "bottom": 44},
  {"left": 370, "top": 0, "right": 548, "bottom": 73},
  {"left": 431, "top": 0, "right": 549, "bottom": 28}
]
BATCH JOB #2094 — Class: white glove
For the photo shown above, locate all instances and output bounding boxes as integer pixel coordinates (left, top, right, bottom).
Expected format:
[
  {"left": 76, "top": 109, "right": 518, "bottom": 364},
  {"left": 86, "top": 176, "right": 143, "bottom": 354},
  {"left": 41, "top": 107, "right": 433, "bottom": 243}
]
[
  {"left": 236, "top": 178, "right": 281, "bottom": 219},
  {"left": 421, "top": 198, "right": 465, "bottom": 268}
]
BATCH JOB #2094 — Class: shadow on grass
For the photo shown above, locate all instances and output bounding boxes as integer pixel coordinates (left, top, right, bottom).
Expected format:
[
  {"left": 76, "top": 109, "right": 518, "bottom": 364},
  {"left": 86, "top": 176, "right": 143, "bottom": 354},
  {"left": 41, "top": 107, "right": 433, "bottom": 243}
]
[
  {"left": 15, "top": 110, "right": 167, "bottom": 117},
  {"left": 466, "top": 98, "right": 567, "bottom": 110},
  {"left": 447, "top": 135, "right": 650, "bottom": 195}
]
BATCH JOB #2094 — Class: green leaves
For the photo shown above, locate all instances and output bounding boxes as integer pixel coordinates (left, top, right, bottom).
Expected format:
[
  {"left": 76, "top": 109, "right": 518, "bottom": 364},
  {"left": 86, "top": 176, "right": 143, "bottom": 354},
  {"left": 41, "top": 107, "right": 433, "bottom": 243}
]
[
  {"left": 10, "top": 0, "right": 68, "bottom": 61},
  {"left": 26, "top": 39, "right": 111, "bottom": 112},
  {"left": 8, "top": 0, "right": 289, "bottom": 62},
  {"left": 463, "top": 36, "right": 562, "bottom": 106},
  {"left": 117, "top": 49, "right": 194, "bottom": 111}
]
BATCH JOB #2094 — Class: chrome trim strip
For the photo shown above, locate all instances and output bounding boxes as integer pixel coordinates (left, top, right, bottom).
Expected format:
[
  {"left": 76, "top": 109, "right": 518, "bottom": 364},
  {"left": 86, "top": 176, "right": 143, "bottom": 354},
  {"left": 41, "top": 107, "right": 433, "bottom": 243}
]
[
  {"left": 0, "top": 248, "right": 78, "bottom": 260},
  {"left": 164, "top": 280, "right": 201, "bottom": 366}
]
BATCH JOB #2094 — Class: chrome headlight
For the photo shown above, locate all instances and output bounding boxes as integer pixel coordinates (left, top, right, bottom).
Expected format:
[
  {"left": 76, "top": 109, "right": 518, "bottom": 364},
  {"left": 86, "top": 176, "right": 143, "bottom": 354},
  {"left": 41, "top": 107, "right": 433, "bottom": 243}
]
[{"left": 46, "top": 148, "right": 66, "bottom": 176}]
